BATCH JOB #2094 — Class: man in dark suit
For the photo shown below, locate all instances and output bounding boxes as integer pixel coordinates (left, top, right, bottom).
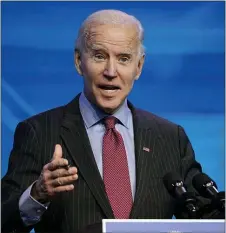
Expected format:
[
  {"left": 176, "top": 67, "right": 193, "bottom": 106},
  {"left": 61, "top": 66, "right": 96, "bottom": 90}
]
[{"left": 1, "top": 9, "right": 210, "bottom": 233}]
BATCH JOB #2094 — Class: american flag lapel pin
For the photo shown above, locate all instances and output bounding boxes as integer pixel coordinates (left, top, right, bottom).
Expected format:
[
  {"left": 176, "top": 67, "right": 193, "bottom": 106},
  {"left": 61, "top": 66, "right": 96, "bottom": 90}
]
[{"left": 143, "top": 147, "right": 150, "bottom": 152}]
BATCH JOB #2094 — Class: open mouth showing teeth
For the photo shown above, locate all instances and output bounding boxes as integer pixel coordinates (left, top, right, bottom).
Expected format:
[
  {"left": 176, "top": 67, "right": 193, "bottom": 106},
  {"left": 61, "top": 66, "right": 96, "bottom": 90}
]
[{"left": 98, "top": 85, "right": 120, "bottom": 90}]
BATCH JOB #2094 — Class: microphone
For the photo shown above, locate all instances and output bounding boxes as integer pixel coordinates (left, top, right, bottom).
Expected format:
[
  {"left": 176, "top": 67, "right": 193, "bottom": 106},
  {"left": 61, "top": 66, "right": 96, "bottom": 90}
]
[
  {"left": 192, "top": 173, "right": 225, "bottom": 212},
  {"left": 163, "top": 172, "right": 201, "bottom": 219}
]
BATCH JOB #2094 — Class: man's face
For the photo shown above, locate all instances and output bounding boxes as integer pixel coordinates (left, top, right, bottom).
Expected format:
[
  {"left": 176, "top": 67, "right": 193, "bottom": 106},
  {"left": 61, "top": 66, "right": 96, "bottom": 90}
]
[{"left": 75, "top": 24, "right": 145, "bottom": 113}]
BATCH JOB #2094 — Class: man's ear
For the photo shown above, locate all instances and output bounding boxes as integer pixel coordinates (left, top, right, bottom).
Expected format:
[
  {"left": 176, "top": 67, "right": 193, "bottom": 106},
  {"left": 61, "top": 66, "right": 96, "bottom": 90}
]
[
  {"left": 135, "top": 54, "right": 145, "bottom": 80},
  {"left": 74, "top": 49, "right": 83, "bottom": 75}
]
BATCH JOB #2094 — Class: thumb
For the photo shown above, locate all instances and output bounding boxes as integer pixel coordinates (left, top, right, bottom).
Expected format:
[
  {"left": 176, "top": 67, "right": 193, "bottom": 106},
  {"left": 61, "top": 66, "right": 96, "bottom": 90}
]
[{"left": 53, "top": 144, "right": 63, "bottom": 159}]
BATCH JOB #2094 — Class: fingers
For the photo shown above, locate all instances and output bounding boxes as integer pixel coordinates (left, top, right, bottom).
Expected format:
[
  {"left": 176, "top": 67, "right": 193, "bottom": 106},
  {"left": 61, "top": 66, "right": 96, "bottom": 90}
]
[
  {"left": 35, "top": 169, "right": 78, "bottom": 200},
  {"left": 34, "top": 144, "right": 79, "bottom": 201},
  {"left": 52, "top": 144, "right": 63, "bottom": 160},
  {"left": 51, "top": 167, "right": 78, "bottom": 179},
  {"left": 53, "top": 174, "right": 78, "bottom": 187},
  {"left": 46, "top": 158, "right": 69, "bottom": 171},
  {"left": 51, "top": 184, "right": 75, "bottom": 195},
  {"left": 46, "top": 144, "right": 70, "bottom": 171}
]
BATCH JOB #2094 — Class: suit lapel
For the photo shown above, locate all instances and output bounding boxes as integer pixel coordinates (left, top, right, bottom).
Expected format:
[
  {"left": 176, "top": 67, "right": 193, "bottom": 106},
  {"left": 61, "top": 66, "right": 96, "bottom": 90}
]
[
  {"left": 129, "top": 105, "right": 160, "bottom": 218},
  {"left": 60, "top": 94, "right": 114, "bottom": 218},
  {"left": 60, "top": 95, "right": 160, "bottom": 219}
]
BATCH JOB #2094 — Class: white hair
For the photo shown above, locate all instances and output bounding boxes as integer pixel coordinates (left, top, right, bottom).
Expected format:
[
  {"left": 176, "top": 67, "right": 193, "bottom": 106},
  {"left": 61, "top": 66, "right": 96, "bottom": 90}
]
[{"left": 75, "top": 9, "right": 145, "bottom": 56}]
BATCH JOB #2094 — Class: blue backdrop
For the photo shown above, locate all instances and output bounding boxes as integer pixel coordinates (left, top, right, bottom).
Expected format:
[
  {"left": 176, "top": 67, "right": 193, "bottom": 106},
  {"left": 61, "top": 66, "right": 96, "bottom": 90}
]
[{"left": 1, "top": 1, "right": 225, "bottom": 192}]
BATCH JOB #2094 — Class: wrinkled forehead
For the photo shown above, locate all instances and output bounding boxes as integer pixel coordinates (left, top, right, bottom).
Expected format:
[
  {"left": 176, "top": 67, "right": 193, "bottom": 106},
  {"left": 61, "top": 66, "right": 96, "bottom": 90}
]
[{"left": 82, "top": 24, "right": 140, "bottom": 55}]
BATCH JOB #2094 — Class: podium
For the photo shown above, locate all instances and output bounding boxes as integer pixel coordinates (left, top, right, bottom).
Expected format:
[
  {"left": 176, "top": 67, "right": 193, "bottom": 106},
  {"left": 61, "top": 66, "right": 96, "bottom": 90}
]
[{"left": 102, "top": 220, "right": 225, "bottom": 233}]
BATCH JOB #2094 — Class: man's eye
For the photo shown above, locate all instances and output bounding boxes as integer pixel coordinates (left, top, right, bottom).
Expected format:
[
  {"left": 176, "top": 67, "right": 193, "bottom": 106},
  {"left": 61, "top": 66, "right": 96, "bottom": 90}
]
[
  {"left": 94, "top": 54, "right": 105, "bottom": 60},
  {"left": 119, "top": 57, "right": 130, "bottom": 63}
]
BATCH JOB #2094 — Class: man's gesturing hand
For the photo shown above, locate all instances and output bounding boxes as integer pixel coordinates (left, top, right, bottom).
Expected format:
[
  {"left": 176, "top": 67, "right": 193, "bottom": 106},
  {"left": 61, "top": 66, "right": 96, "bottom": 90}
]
[{"left": 31, "top": 144, "right": 78, "bottom": 202}]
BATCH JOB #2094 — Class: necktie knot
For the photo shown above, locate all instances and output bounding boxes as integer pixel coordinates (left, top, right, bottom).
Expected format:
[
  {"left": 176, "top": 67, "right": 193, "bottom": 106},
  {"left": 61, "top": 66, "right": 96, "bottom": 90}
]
[{"left": 103, "top": 116, "right": 117, "bottom": 130}]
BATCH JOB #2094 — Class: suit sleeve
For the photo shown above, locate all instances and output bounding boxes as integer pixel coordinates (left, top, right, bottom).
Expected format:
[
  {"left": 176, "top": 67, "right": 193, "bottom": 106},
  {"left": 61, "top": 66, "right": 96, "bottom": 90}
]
[
  {"left": 174, "top": 126, "right": 221, "bottom": 219},
  {"left": 1, "top": 121, "right": 43, "bottom": 233},
  {"left": 19, "top": 182, "right": 50, "bottom": 226},
  {"left": 178, "top": 125, "right": 202, "bottom": 187}
]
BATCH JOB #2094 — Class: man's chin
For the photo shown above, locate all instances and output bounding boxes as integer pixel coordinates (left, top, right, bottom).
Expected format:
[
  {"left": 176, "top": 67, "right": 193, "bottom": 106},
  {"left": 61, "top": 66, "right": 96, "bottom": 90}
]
[
  {"left": 97, "top": 101, "right": 121, "bottom": 114},
  {"left": 99, "top": 106, "right": 117, "bottom": 114}
]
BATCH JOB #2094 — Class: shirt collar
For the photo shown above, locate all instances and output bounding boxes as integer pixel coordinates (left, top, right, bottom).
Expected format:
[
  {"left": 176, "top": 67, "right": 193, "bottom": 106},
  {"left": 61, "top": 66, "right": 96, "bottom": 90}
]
[{"left": 79, "top": 92, "right": 130, "bottom": 129}]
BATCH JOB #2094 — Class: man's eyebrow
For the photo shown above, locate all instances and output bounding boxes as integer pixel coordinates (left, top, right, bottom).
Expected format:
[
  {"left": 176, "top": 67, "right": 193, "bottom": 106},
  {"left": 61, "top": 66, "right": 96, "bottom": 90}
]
[
  {"left": 118, "top": 53, "right": 132, "bottom": 57},
  {"left": 89, "top": 44, "right": 107, "bottom": 51},
  {"left": 88, "top": 44, "right": 135, "bottom": 56},
  {"left": 91, "top": 48, "right": 106, "bottom": 52}
]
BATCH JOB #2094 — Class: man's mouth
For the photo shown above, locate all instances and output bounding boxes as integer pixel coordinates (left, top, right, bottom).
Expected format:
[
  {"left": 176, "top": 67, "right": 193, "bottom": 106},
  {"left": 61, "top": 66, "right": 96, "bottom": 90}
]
[{"left": 98, "top": 85, "right": 120, "bottom": 90}]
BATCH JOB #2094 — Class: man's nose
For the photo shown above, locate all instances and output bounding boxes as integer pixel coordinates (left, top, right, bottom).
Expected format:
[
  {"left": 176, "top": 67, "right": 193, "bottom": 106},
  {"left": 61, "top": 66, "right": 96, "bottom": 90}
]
[{"left": 103, "top": 59, "right": 117, "bottom": 79}]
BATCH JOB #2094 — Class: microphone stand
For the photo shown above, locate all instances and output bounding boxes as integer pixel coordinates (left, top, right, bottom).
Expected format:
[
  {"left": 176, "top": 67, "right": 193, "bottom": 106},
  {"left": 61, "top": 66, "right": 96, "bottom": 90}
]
[
  {"left": 196, "top": 191, "right": 225, "bottom": 219},
  {"left": 204, "top": 191, "right": 225, "bottom": 219},
  {"left": 176, "top": 192, "right": 202, "bottom": 219}
]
